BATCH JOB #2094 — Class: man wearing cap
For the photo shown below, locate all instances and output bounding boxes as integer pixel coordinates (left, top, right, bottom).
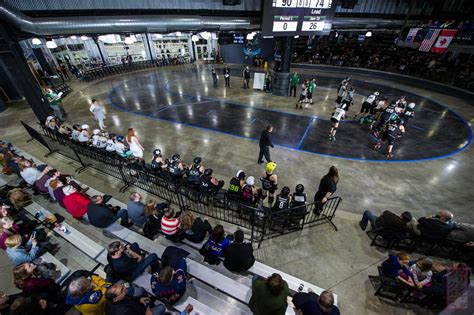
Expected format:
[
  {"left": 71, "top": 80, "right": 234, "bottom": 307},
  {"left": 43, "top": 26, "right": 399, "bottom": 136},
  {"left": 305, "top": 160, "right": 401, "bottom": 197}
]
[{"left": 258, "top": 125, "right": 274, "bottom": 164}]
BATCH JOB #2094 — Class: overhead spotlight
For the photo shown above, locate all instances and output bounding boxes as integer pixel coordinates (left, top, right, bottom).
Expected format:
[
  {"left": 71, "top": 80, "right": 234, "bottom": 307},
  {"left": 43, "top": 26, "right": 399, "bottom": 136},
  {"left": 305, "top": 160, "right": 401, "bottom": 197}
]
[
  {"left": 31, "top": 38, "right": 42, "bottom": 45},
  {"left": 80, "top": 35, "right": 88, "bottom": 40},
  {"left": 175, "top": 32, "right": 182, "bottom": 37},
  {"left": 294, "top": 35, "right": 299, "bottom": 38},
  {"left": 246, "top": 32, "right": 256, "bottom": 40},
  {"left": 365, "top": 31, "right": 372, "bottom": 37},
  {"left": 191, "top": 34, "right": 199, "bottom": 42},
  {"left": 46, "top": 40, "right": 57, "bottom": 49},
  {"left": 335, "top": 31, "right": 339, "bottom": 38},
  {"left": 70, "top": 35, "right": 77, "bottom": 40}
]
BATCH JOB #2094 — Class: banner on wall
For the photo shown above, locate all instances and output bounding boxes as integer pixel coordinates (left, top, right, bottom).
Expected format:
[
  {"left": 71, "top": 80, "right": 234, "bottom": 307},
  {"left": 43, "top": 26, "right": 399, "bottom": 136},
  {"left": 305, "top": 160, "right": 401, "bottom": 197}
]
[
  {"left": 405, "top": 28, "right": 421, "bottom": 42},
  {"left": 431, "top": 29, "right": 458, "bottom": 54},
  {"left": 419, "top": 28, "right": 441, "bottom": 52}
]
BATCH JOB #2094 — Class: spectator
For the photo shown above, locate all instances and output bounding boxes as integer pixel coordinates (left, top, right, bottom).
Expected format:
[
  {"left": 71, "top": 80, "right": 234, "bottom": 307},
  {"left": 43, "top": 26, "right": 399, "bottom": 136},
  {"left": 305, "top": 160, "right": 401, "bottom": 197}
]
[
  {"left": 181, "top": 212, "right": 212, "bottom": 244},
  {"left": 313, "top": 166, "right": 339, "bottom": 215},
  {"left": 50, "top": 179, "right": 66, "bottom": 208},
  {"left": 143, "top": 200, "right": 165, "bottom": 240},
  {"left": 9, "top": 296, "right": 54, "bottom": 315},
  {"left": 6, "top": 235, "right": 39, "bottom": 265},
  {"left": 106, "top": 241, "right": 160, "bottom": 281},
  {"left": 66, "top": 275, "right": 109, "bottom": 315},
  {"left": 105, "top": 282, "right": 166, "bottom": 315},
  {"left": 150, "top": 258, "right": 187, "bottom": 305},
  {"left": 0, "top": 291, "right": 23, "bottom": 315},
  {"left": 88, "top": 195, "right": 133, "bottom": 228},
  {"left": 18, "top": 160, "right": 51, "bottom": 186},
  {"left": 200, "top": 225, "right": 230, "bottom": 265},
  {"left": 78, "top": 125, "right": 91, "bottom": 143},
  {"left": 249, "top": 273, "right": 289, "bottom": 315},
  {"left": 381, "top": 252, "right": 411, "bottom": 278},
  {"left": 13, "top": 262, "right": 59, "bottom": 301},
  {"left": 160, "top": 207, "right": 181, "bottom": 241},
  {"left": 62, "top": 185, "right": 91, "bottom": 220},
  {"left": 418, "top": 210, "right": 458, "bottom": 239},
  {"left": 293, "top": 290, "right": 340, "bottom": 315},
  {"left": 359, "top": 210, "right": 420, "bottom": 235},
  {"left": 127, "top": 192, "right": 146, "bottom": 226},
  {"left": 0, "top": 216, "right": 22, "bottom": 250},
  {"left": 126, "top": 128, "right": 144, "bottom": 160},
  {"left": 400, "top": 257, "right": 433, "bottom": 289},
  {"left": 224, "top": 230, "right": 255, "bottom": 272}
]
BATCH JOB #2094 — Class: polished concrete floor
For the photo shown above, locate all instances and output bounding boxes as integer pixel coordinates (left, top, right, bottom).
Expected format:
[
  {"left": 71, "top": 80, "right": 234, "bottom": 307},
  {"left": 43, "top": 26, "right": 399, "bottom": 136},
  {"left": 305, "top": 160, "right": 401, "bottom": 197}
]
[{"left": 1, "top": 63, "right": 473, "bottom": 314}]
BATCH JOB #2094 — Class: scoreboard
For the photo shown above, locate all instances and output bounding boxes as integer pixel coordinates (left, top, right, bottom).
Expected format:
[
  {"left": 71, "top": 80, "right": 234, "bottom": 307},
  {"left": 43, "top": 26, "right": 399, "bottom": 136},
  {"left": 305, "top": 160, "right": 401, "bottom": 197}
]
[{"left": 262, "top": 0, "right": 335, "bottom": 37}]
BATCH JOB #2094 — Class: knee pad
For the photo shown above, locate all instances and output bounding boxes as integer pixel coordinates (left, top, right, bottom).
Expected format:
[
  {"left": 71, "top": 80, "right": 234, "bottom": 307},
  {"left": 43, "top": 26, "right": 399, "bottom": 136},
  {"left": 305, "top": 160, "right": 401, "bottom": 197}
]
[{"left": 268, "top": 196, "right": 274, "bottom": 204}]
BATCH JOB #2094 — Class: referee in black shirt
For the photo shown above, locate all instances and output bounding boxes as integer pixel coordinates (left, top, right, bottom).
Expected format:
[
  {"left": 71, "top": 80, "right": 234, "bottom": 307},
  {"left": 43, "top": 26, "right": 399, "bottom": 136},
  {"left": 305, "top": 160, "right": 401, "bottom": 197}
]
[{"left": 258, "top": 125, "right": 274, "bottom": 164}]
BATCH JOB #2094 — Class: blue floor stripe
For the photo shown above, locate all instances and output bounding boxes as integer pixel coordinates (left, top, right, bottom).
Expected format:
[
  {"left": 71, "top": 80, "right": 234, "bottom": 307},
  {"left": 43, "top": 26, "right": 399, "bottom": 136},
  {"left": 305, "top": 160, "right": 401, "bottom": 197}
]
[{"left": 297, "top": 117, "right": 316, "bottom": 149}]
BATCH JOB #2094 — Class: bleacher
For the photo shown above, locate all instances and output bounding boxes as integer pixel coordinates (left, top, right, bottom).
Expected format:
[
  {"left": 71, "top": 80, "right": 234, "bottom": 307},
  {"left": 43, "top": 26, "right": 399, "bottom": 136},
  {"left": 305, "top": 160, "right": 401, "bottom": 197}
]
[{"left": 0, "top": 144, "right": 339, "bottom": 314}]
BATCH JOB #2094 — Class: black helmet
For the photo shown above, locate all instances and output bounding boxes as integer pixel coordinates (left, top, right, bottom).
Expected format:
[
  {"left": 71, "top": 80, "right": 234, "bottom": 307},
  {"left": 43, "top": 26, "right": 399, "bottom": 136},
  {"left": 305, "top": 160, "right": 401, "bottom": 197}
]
[
  {"left": 153, "top": 149, "right": 162, "bottom": 156},
  {"left": 204, "top": 168, "right": 213, "bottom": 177},
  {"left": 295, "top": 184, "right": 304, "bottom": 193},
  {"left": 281, "top": 186, "right": 290, "bottom": 197},
  {"left": 193, "top": 157, "right": 202, "bottom": 165},
  {"left": 171, "top": 154, "right": 180, "bottom": 163}
]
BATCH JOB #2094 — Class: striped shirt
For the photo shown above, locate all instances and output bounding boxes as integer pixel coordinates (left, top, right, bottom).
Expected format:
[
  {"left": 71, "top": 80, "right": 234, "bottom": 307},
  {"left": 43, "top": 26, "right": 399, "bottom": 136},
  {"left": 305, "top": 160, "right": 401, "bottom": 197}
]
[{"left": 161, "top": 217, "right": 180, "bottom": 235}]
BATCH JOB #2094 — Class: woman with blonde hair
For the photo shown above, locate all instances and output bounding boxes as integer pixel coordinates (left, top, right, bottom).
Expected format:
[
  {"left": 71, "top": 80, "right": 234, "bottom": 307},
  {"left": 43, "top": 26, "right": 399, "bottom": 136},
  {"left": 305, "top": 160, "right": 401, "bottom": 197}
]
[
  {"left": 5, "top": 235, "right": 39, "bottom": 265},
  {"left": 143, "top": 199, "right": 165, "bottom": 240},
  {"left": 126, "top": 128, "right": 144, "bottom": 159},
  {"left": 18, "top": 159, "right": 51, "bottom": 186},
  {"left": 181, "top": 212, "right": 212, "bottom": 244}
]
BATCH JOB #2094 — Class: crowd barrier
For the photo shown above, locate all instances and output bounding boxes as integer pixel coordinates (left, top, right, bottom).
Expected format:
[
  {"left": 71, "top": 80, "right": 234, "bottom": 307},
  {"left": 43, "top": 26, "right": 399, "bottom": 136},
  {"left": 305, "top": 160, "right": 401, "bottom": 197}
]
[
  {"left": 22, "top": 122, "right": 341, "bottom": 248},
  {"left": 81, "top": 58, "right": 190, "bottom": 82}
]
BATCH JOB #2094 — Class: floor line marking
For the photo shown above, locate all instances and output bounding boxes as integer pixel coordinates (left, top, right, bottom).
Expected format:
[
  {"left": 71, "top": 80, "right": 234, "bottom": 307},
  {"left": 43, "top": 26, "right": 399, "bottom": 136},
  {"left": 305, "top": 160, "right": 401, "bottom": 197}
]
[
  {"left": 410, "top": 125, "right": 426, "bottom": 131},
  {"left": 297, "top": 116, "right": 316, "bottom": 149}
]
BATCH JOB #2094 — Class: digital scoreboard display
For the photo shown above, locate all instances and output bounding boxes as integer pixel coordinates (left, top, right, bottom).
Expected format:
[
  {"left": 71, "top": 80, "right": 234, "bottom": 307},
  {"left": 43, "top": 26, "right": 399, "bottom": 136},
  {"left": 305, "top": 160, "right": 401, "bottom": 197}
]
[{"left": 262, "top": 0, "right": 335, "bottom": 37}]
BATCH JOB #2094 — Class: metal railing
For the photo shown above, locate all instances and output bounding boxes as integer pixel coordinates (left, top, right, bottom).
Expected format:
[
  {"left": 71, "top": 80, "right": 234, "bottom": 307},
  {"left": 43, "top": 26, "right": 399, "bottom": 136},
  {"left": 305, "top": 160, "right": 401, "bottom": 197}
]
[{"left": 25, "top": 122, "right": 342, "bottom": 247}]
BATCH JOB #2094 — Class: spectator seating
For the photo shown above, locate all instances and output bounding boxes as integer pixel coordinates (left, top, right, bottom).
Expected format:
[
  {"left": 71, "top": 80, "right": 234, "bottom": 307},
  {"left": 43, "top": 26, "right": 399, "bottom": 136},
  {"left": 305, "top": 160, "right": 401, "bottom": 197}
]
[{"left": 35, "top": 251, "right": 71, "bottom": 284}]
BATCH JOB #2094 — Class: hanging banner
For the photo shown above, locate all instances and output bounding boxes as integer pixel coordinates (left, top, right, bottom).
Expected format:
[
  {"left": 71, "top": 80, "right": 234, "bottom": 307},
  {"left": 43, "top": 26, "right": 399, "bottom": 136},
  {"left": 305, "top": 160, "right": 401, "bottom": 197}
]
[
  {"left": 431, "top": 29, "right": 458, "bottom": 54},
  {"left": 405, "top": 28, "right": 421, "bottom": 42}
]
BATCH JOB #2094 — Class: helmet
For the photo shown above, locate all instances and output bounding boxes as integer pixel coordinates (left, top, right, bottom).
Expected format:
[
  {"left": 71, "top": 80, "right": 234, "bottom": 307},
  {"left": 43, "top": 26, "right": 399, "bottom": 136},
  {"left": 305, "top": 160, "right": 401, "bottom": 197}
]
[
  {"left": 204, "top": 168, "right": 213, "bottom": 177},
  {"left": 295, "top": 184, "right": 304, "bottom": 193},
  {"left": 266, "top": 162, "right": 277, "bottom": 174},
  {"left": 193, "top": 157, "right": 202, "bottom": 165},
  {"left": 93, "top": 129, "right": 101, "bottom": 135},
  {"left": 408, "top": 102, "right": 415, "bottom": 109},
  {"left": 374, "top": 92, "right": 379, "bottom": 96},
  {"left": 236, "top": 170, "right": 245, "bottom": 180},
  {"left": 73, "top": 124, "right": 81, "bottom": 130},
  {"left": 81, "top": 124, "right": 89, "bottom": 129},
  {"left": 246, "top": 176, "right": 255, "bottom": 186},
  {"left": 153, "top": 149, "right": 162, "bottom": 156},
  {"left": 171, "top": 154, "right": 180, "bottom": 163},
  {"left": 281, "top": 186, "right": 290, "bottom": 197},
  {"left": 116, "top": 136, "right": 124, "bottom": 142}
]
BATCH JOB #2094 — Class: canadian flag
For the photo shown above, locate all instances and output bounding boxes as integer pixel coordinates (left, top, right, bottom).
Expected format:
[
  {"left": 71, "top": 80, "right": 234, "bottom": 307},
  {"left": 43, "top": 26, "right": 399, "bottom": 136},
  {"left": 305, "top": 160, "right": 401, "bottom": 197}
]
[{"left": 431, "top": 29, "right": 458, "bottom": 54}]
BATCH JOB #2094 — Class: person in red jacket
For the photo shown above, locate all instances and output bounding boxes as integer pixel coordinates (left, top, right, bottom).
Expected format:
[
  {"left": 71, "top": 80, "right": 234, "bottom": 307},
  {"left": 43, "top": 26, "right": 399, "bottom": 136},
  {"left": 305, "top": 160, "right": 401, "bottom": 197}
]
[
  {"left": 62, "top": 185, "right": 91, "bottom": 219},
  {"left": 13, "top": 262, "right": 60, "bottom": 301}
]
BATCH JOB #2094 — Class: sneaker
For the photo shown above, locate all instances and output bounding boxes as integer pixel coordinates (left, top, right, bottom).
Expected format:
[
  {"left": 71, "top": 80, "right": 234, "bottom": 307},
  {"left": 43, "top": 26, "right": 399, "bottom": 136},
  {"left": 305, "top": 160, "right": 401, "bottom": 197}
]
[
  {"left": 331, "top": 136, "right": 336, "bottom": 142},
  {"left": 121, "top": 221, "right": 134, "bottom": 228},
  {"left": 385, "top": 153, "right": 393, "bottom": 158},
  {"left": 358, "top": 221, "right": 365, "bottom": 230}
]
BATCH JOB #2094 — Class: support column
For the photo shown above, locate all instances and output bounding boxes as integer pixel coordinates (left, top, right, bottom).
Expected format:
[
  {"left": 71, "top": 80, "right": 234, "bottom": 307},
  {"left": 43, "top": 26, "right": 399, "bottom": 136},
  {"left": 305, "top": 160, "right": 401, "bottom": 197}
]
[
  {"left": 144, "top": 33, "right": 154, "bottom": 61},
  {"left": 272, "top": 36, "right": 293, "bottom": 96},
  {"left": 93, "top": 36, "right": 106, "bottom": 65},
  {"left": 0, "top": 24, "right": 52, "bottom": 122}
]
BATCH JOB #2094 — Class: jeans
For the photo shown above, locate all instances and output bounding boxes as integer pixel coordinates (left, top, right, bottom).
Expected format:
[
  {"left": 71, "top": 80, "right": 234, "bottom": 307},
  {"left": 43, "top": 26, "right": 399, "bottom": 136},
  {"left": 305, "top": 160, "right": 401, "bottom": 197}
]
[
  {"left": 51, "top": 105, "right": 63, "bottom": 121},
  {"left": 360, "top": 210, "right": 378, "bottom": 230},
  {"left": 258, "top": 146, "right": 271, "bottom": 163},
  {"left": 129, "top": 243, "right": 160, "bottom": 279},
  {"left": 150, "top": 304, "right": 166, "bottom": 315},
  {"left": 108, "top": 208, "right": 130, "bottom": 226}
]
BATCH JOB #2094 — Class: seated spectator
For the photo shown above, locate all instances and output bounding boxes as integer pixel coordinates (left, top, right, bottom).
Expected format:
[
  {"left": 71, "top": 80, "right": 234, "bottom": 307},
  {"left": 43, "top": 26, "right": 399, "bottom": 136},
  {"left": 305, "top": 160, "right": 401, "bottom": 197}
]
[
  {"left": 9, "top": 296, "right": 55, "bottom": 315},
  {"left": 0, "top": 216, "right": 23, "bottom": 250},
  {"left": 293, "top": 290, "right": 340, "bottom": 315},
  {"left": 249, "top": 273, "right": 289, "bottom": 315},
  {"left": 359, "top": 210, "right": 420, "bottom": 235},
  {"left": 105, "top": 282, "right": 166, "bottom": 315},
  {"left": 160, "top": 207, "right": 182, "bottom": 241},
  {"left": 127, "top": 192, "right": 146, "bottom": 226},
  {"left": 227, "top": 170, "right": 246, "bottom": 200},
  {"left": 200, "top": 168, "right": 224, "bottom": 196},
  {"left": 149, "top": 149, "right": 168, "bottom": 174},
  {"left": 58, "top": 124, "right": 71, "bottom": 136},
  {"left": 66, "top": 275, "right": 110, "bottom": 315},
  {"left": 0, "top": 291, "right": 23, "bottom": 315},
  {"left": 50, "top": 179, "right": 66, "bottom": 208},
  {"left": 62, "top": 185, "right": 90, "bottom": 220},
  {"left": 114, "top": 136, "right": 132, "bottom": 158},
  {"left": 88, "top": 195, "right": 133, "bottom": 228},
  {"left": 418, "top": 210, "right": 458, "bottom": 239},
  {"left": 150, "top": 258, "right": 187, "bottom": 304},
  {"left": 200, "top": 225, "right": 230, "bottom": 265},
  {"left": 381, "top": 252, "right": 411, "bottom": 279},
  {"left": 44, "top": 170, "right": 86, "bottom": 201},
  {"left": 6, "top": 235, "right": 39, "bottom": 265},
  {"left": 78, "top": 125, "right": 91, "bottom": 143},
  {"left": 106, "top": 241, "right": 160, "bottom": 281},
  {"left": 13, "top": 262, "right": 60, "bottom": 301},
  {"left": 143, "top": 200, "right": 166, "bottom": 239},
  {"left": 18, "top": 160, "right": 51, "bottom": 186},
  {"left": 399, "top": 257, "right": 433, "bottom": 289},
  {"left": 105, "top": 134, "right": 117, "bottom": 152},
  {"left": 45, "top": 116, "right": 59, "bottom": 130},
  {"left": 241, "top": 176, "right": 259, "bottom": 206},
  {"left": 71, "top": 124, "right": 81, "bottom": 141},
  {"left": 181, "top": 212, "right": 212, "bottom": 244},
  {"left": 224, "top": 230, "right": 255, "bottom": 272}
]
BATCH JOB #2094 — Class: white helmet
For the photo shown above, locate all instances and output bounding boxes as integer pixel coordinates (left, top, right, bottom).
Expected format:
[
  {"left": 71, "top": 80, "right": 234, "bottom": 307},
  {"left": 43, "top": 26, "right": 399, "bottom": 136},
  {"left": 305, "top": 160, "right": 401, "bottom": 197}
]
[
  {"left": 93, "top": 129, "right": 101, "bottom": 135},
  {"left": 408, "top": 102, "right": 415, "bottom": 109},
  {"left": 246, "top": 176, "right": 255, "bottom": 186},
  {"left": 81, "top": 124, "right": 89, "bottom": 129},
  {"left": 374, "top": 92, "right": 379, "bottom": 96}
]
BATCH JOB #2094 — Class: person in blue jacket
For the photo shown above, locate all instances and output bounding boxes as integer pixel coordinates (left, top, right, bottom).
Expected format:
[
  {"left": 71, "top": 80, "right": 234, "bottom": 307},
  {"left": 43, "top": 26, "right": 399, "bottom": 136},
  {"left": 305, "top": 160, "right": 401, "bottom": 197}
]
[{"left": 150, "top": 258, "right": 187, "bottom": 305}]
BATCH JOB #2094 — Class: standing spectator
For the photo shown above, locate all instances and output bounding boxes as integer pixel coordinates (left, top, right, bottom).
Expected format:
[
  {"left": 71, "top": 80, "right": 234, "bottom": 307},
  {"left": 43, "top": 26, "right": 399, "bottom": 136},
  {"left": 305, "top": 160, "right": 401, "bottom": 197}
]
[
  {"left": 289, "top": 72, "right": 300, "bottom": 97},
  {"left": 62, "top": 185, "right": 90, "bottom": 220},
  {"left": 151, "top": 258, "right": 188, "bottom": 305},
  {"left": 105, "top": 282, "right": 166, "bottom": 315},
  {"left": 223, "top": 65, "right": 231, "bottom": 87},
  {"left": 293, "top": 290, "right": 340, "bottom": 315},
  {"left": 106, "top": 241, "right": 160, "bottom": 281},
  {"left": 43, "top": 88, "right": 65, "bottom": 121},
  {"left": 161, "top": 208, "right": 181, "bottom": 241},
  {"left": 127, "top": 192, "right": 146, "bottom": 226},
  {"left": 313, "top": 166, "right": 339, "bottom": 215},
  {"left": 5, "top": 235, "right": 39, "bottom": 265},
  {"left": 88, "top": 195, "right": 133, "bottom": 228},
  {"left": 249, "top": 273, "right": 289, "bottom": 315},
  {"left": 243, "top": 66, "right": 251, "bottom": 89},
  {"left": 257, "top": 125, "right": 274, "bottom": 164},
  {"left": 89, "top": 99, "right": 107, "bottom": 130},
  {"left": 66, "top": 275, "right": 110, "bottom": 315},
  {"left": 211, "top": 68, "right": 218, "bottom": 87},
  {"left": 223, "top": 230, "right": 255, "bottom": 272},
  {"left": 126, "top": 128, "right": 144, "bottom": 160}
]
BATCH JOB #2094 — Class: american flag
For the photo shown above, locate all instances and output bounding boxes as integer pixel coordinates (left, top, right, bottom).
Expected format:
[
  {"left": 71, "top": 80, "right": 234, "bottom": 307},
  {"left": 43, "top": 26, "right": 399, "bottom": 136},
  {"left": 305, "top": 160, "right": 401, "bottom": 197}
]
[{"left": 419, "top": 28, "right": 441, "bottom": 52}]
